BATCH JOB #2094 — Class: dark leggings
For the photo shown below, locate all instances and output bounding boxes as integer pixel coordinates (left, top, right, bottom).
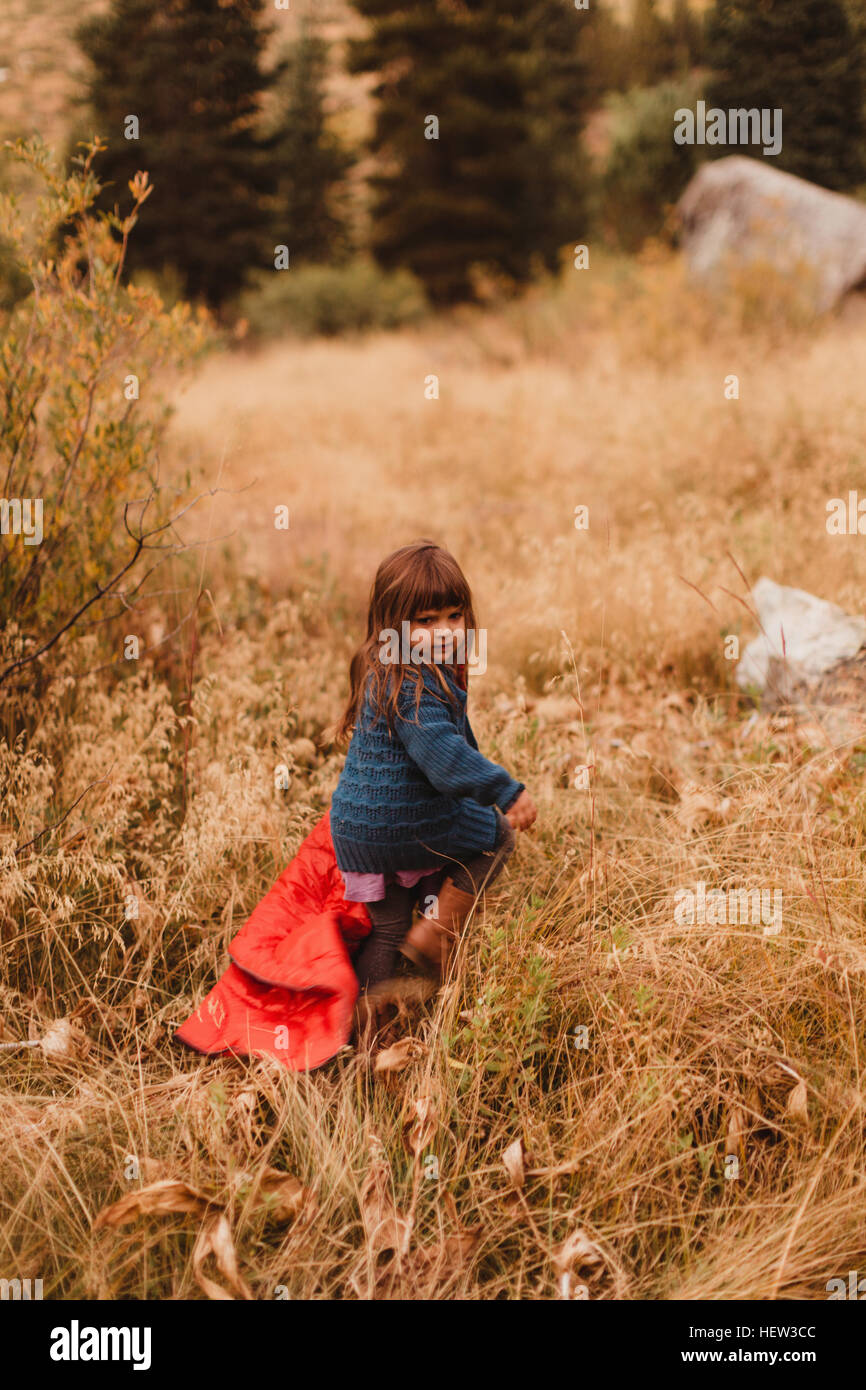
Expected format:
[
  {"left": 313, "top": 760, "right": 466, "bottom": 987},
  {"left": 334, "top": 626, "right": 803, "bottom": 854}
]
[{"left": 353, "top": 808, "right": 516, "bottom": 990}]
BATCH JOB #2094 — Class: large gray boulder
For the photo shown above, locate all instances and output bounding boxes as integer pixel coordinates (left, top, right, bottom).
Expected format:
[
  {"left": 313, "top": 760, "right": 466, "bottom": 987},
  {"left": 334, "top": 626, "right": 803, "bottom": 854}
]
[{"left": 678, "top": 156, "right": 866, "bottom": 312}]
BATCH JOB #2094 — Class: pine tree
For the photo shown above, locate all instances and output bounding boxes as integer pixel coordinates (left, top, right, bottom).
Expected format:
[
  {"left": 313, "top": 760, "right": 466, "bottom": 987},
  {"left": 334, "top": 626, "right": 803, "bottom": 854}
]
[
  {"left": 579, "top": 5, "right": 631, "bottom": 102},
  {"left": 346, "top": 0, "right": 589, "bottom": 305},
  {"left": 628, "top": 0, "right": 674, "bottom": 86},
  {"left": 670, "top": 0, "right": 705, "bottom": 72},
  {"left": 842, "top": 0, "right": 866, "bottom": 151},
  {"left": 705, "top": 0, "right": 866, "bottom": 192},
  {"left": 269, "top": 20, "right": 353, "bottom": 265},
  {"left": 522, "top": 0, "right": 593, "bottom": 279},
  {"left": 74, "top": 0, "right": 278, "bottom": 308},
  {"left": 845, "top": 0, "right": 866, "bottom": 40}
]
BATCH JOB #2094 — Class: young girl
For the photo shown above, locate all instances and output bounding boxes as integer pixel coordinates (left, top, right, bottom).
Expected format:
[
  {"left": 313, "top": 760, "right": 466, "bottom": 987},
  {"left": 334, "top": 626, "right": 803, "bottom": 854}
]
[{"left": 331, "top": 540, "right": 537, "bottom": 1024}]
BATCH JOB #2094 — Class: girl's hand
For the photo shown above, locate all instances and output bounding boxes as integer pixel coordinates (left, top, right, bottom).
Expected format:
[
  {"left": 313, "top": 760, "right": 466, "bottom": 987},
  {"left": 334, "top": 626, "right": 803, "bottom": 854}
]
[{"left": 505, "top": 790, "right": 537, "bottom": 831}]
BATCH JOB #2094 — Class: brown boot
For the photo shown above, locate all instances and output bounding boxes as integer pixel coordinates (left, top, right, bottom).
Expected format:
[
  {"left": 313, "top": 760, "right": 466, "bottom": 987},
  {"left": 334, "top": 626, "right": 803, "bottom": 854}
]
[
  {"left": 352, "top": 982, "right": 395, "bottom": 1047},
  {"left": 399, "top": 878, "right": 477, "bottom": 980}
]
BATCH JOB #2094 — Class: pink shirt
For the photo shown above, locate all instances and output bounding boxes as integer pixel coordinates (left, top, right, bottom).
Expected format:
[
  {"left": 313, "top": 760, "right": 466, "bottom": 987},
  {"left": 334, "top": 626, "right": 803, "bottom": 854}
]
[{"left": 341, "top": 867, "right": 438, "bottom": 904}]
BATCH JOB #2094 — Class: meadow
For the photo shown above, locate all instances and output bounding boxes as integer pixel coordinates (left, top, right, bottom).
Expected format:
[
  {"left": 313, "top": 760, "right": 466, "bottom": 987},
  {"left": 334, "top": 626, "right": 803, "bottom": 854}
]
[{"left": 3, "top": 243, "right": 866, "bottom": 1300}]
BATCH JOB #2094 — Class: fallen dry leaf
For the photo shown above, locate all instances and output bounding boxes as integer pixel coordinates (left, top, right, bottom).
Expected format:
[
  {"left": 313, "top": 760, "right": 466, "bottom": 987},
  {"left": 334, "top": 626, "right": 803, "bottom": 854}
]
[
  {"left": 553, "top": 1227, "right": 605, "bottom": 1274},
  {"left": 552, "top": 1227, "right": 606, "bottom": 1298},
  {"left": 353, "top": 1142, "right": 479, "bottom": 1297},
  {"left": 374, "top": 1036, "right": 426, "bottom": 1074},
  {"left": 404, "top": 1093, "right": 437, "bottom": 1156},
  {"left": 39, "top": 1017, "right": 89, "bottom": 1062},
  {"left": 253, "top": 1167, "right": 312, "bottom": 1224},
  {"left": 411, "top": 1184, "right": 481, "bottom": 1288},
  {"left": 192, "top": 1211, "right": 253, "bottom": 1301},
  {"left": 408, "top": 1227, "right": 481, "bottom": 1293},
  {"left": 93, "top": 1179, "right": 214, "bottom": 1229},
  {"left": 726, "top": 1105, "right": 748, "bottom": 1147},
  {"left": 502, "top": 1138, "right": 525, "bottom": 1190},
  {"left": 786, "top": 1080, "right": 809, "bottom": 1124},
  {"left": 359, "top": 1140, "right": 412, "bottom": 1261}
]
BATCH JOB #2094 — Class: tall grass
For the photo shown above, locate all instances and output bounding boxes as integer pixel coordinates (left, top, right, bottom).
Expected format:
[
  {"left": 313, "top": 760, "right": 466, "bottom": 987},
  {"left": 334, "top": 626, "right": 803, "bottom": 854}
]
[{"left": 3, "top": 254, "right": 866, "bottom": 1299}]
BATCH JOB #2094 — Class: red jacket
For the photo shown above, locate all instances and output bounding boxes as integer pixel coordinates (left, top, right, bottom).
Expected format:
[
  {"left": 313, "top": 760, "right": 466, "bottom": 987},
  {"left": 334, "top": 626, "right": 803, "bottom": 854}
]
[{"left": 175, "top": 811, "right": 371, "bottom": 1071}]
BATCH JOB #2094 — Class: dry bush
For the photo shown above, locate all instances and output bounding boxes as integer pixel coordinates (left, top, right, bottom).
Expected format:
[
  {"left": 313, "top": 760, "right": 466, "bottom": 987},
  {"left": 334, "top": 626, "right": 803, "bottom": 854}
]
[{"left": 0, "top": 136, "right": 214, "bottom": 710}]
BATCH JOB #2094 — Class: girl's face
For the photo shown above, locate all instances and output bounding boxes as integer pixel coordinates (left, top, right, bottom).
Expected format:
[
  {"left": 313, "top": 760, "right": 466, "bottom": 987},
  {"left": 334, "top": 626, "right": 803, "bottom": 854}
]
[{"left": 409, "top": 606, "right": 466, "bottom": 665}]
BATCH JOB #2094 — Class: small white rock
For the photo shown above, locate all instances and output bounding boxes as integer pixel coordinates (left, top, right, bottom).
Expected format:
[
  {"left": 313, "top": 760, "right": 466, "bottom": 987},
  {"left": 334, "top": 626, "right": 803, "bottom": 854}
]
[{"left": 737, "top": 577, "right": 866, "bottom": 696}]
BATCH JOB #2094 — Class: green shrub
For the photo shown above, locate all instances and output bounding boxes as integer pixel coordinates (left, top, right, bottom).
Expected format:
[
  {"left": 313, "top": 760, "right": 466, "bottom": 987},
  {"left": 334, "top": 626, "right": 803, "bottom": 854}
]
[
  {"left": 237, "top": 258, "right": 429, "bottom": 339},
  {"left": 600, "top": 78, "right": 704, "bottom": 251}
]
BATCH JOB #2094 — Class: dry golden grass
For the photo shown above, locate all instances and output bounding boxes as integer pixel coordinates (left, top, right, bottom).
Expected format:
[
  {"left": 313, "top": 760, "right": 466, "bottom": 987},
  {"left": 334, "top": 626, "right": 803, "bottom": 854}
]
[
  {"left": 3, "top": 254, "right": 866, "bottom": 1300},
  {"left": 168, "top": 249, "right": 866, "bottom": 690}
]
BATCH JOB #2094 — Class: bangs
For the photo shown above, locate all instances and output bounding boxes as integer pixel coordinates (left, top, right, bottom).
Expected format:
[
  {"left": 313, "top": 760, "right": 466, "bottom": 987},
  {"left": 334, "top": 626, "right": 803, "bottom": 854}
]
[{"left": 386, "top": 552, "right": 470, "bottom": 619}]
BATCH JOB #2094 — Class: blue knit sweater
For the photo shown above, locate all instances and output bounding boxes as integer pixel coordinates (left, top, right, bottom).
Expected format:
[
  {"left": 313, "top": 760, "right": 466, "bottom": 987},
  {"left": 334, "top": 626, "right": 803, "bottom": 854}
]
[{"left": 330, "top": 664, "right": 524, "bottom": 874}]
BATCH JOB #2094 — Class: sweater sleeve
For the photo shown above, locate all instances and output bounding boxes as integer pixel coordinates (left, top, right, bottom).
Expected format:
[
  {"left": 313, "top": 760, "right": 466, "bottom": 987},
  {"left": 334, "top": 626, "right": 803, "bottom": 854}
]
[
  {"left": 465, "top": 715, "right": 524, "bottom": 810},
  {"left": 396, "top": 679, "right": 524, "bottom": 811}
]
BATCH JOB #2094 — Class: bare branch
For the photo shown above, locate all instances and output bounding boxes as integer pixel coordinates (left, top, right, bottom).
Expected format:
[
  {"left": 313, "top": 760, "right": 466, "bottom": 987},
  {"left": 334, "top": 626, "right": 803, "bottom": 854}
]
[
  {"left": 13, "top": 766, "right": 115, "bottom": 858},
  {"left": 0, "top": 484, "right": 240, "bottom": 685}
]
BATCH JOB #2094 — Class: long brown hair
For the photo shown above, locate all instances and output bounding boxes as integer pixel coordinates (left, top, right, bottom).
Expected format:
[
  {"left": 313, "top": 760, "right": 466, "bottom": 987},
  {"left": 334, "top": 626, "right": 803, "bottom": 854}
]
[{"left": 335, "top": 540, "right": 478, "bottom": 745}]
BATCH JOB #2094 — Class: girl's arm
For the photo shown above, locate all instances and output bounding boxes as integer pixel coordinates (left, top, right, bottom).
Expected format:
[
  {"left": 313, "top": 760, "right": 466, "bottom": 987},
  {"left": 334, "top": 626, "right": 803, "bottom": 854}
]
[{"left": 396, "top": 680, "right": 524, "bottom": 811}]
